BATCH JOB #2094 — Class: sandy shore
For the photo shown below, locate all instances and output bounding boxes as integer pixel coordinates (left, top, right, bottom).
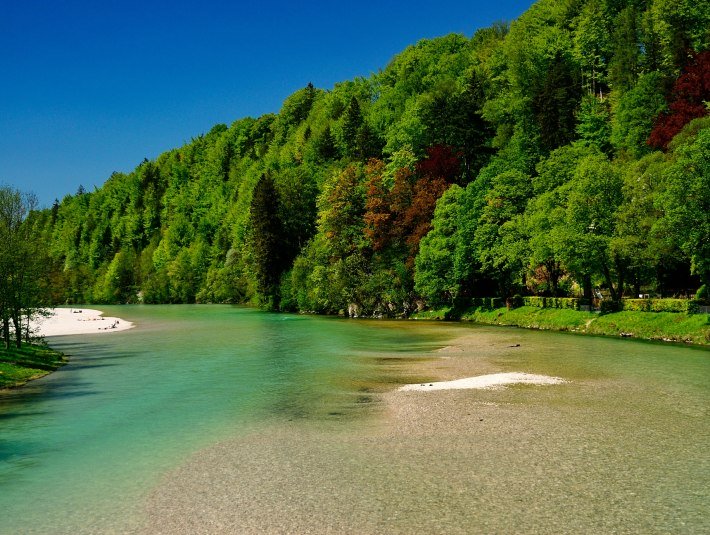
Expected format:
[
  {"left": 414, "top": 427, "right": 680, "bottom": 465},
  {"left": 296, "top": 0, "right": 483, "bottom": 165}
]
[{"left": 31, "top": 308, "right": 134, "bottom": 337}]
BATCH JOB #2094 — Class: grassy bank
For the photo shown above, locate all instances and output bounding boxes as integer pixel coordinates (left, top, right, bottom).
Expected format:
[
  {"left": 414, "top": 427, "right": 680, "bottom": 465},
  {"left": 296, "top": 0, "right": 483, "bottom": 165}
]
[
  {"left": 0, "top": 344, "right": 68, "bottom": 389},
  {"left": 413, "top": 306, "right": 710, "bottom": 346}
]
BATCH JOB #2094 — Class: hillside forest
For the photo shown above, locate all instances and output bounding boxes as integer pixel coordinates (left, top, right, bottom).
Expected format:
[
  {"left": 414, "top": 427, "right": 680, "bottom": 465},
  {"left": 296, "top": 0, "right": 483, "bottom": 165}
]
[{"left": 19, "top": 0, "right": 710, "bottom": 315}]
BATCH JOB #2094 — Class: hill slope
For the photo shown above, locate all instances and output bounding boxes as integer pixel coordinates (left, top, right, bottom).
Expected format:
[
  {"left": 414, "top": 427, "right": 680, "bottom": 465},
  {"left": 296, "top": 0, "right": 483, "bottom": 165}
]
[{"left": 31, "top": 0, "right": 710, "bottom": 314}]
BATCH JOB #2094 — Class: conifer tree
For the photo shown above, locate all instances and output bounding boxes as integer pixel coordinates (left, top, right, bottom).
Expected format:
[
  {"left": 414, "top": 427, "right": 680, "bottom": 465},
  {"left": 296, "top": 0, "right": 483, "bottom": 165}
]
[{"left": 247, "top": 175, "right": 286, "bottom": 308}]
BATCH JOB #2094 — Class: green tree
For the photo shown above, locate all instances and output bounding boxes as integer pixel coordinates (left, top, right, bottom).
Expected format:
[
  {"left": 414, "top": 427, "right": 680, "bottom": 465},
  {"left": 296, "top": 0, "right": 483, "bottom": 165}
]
[
  {"left": 0, "top": 186, "right": 43, "bottom": 348},
  {"left": 576, "top": 95, "right": 612, "bottom": 153},
  {"left": 609, "top": 6, "right": 641, "bottom": 93},
  {"left": 414, "top": 185, "right": 463, "bottom": 306},
  {"left": 247, "top": 175, "right": 287, "bottom": 308},
  {"left": 563, "top": 155, "right": 625, "bottom": 300},
  {"left": 611, "top": 72, "right": 667, "bottom": 157},
  {"left": 532, "top": 51, "right": 582, "bottom": 153},
  {"left": 342, "top": 96, "right": 364, "bottom": 157},
  {"left": 475, "top": 170, "right": 532, "bottom": 296},
  {"left": 658, "top": 123, "right": 710, "bottom": 287}
]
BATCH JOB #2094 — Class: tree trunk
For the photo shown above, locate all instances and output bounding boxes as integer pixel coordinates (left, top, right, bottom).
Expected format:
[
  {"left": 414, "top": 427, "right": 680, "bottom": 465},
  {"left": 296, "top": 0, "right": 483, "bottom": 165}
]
[
  {"left": 583, "top": 274, "right": 593, "bottom": 301},
  {"left": 25, "top": 316, "right": 31, "bottom": 343},
  {"left": 546, "top": 260, "right": 562, "bottom": 297},
  {"left": 3, "top": 317, "right": 11, "bottom": 350},
  {"left": 12, "top": 314, "right": 22, "bottom": 349},
  {"left": 633, "top": 274, "right": 641, "bottom": 298},
  {"left": 601, "top": 263, "right": 618, "bottom": 302}
]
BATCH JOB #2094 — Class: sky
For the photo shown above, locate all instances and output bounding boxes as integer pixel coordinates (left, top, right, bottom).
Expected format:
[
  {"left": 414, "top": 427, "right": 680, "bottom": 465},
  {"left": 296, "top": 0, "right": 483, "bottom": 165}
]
[{"left": 1, "top": 0, "right": 532, "bottom": 207}]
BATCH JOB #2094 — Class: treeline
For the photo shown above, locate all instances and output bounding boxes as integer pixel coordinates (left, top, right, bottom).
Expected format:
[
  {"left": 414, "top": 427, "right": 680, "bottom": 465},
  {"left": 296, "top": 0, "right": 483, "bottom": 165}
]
[{"left": 29, "top": 0, "right": 709, "bottom": 315}]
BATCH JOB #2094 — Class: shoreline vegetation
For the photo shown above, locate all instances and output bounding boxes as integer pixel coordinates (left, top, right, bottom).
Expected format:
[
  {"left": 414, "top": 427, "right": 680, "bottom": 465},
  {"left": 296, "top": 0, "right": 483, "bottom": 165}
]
[
  {"left": 0, "top": 308, "right": 133, "bottom": 390},
  {"left": 413, "top": 305, "right": 710, "bottom": 346}
]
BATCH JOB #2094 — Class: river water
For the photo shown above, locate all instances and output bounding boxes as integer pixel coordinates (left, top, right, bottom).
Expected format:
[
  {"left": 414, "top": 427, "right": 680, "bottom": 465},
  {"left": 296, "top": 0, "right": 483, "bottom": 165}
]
[{"left": 0, "top": 305, "right": 707, "bottom": 533}]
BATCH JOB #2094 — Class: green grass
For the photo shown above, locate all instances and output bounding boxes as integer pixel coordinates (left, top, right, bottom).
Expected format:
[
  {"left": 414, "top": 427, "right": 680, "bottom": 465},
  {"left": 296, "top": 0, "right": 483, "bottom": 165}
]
[
  {"left": 589, "top": 311, "right": 710, "bottom": 344},
  {"left": 410, "top": 307, "right": 454, "bottom": 320},
  {"left": 418, "top": 305, "right": 710, "bottom": 346},
  {"left": 461, "top": 306, "right": 596, "bottom": 331},
  {"left": 0, "top": 344, "right": 67, "bottom": 389}
]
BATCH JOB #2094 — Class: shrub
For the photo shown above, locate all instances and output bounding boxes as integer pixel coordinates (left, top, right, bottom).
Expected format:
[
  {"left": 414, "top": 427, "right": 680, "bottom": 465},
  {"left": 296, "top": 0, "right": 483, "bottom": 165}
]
[
  {"left": 548, "top": 297, "right": 580, "bottom": 309},
  {"left": 490, "top": 297, "right": 505, "bottom": 309},
  {"left": 468, "top": 297, "right": 506, "bottom": 310},
  {"left": 621, "top": 298, "right": 700, "bottom": 314},
  {"left": 696, "top": 285, "right": 709, "bottom": 304},
  {"left": 622, "top": 299, "right": 651, "bottom": 312},
  {"left": 600, "top": 300, "right": 622, "bottom": 314},
  {"left": 522, "top": 296, "right": 580, "bottom": 309},
  {"left": 523, "top": 296, "right": 545, "bottom": 308},
  {"left": 506, "top": 294, "right": 523, "bottom": 309},
  {"left": 687, "top": 300, "right": 701, "bottom": 315}
]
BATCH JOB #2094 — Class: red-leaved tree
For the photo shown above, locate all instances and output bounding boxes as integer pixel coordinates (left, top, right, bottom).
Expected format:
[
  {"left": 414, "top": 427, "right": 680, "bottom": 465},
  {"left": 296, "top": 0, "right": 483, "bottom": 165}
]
[
  {"left": 363, "top": 159, "right": 391, "bottom": 251},
  {"left": 649, "top": 50, "right": 710, "bottom": 150}
]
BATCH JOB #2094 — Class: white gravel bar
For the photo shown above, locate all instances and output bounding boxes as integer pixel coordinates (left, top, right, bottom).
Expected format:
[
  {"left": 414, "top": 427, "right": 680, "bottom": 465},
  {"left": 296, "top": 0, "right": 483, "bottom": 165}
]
[
  {"left": 31, "top": 308, "right": 134, "bottom": 337},
  {"left": 399, "top": 372, "right": 566, "bottom": 391}
]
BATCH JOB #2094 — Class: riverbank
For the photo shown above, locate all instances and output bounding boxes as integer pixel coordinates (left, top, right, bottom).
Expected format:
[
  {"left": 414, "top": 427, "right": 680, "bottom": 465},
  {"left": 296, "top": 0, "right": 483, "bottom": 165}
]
[
  {"left": 1, "top": 308, "right": 134, "bottom": 389},
  {"left": 0, "top": 344, "right": 67, "bottom": 389},
  {"left": 413, "top": 305, "right": 710, "bottom": 345}
]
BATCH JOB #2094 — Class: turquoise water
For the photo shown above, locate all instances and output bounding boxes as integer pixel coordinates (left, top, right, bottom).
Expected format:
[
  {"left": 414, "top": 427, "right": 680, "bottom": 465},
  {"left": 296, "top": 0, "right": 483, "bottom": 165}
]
[
  {"left": 0, "top": 306, "right": 447, "bottom": 533},
  {"left": 0, "top": 305, "right": 708, "bottom": 533}
]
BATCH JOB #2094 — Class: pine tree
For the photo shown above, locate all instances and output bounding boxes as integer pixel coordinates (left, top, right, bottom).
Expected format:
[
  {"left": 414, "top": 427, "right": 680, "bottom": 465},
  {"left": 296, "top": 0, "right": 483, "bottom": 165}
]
[
  {"left": 532, "top": 52, "right": 582, "bottom": 153},
  {"left": 248, "top": 175, "right": 286, "bottom": 307},
  {"left": 609, "top": 6, "right": 640, "bottom": 93},
  {"left": 342, "top": 96, "right": 363, "bottom": 157}
]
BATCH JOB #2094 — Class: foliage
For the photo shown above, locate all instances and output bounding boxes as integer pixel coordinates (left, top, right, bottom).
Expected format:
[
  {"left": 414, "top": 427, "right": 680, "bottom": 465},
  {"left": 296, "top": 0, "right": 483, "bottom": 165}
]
[
  {"left": 611, "top": 72, "right": 667, "bottom": 158},
  {"left": 30, "top": 0, "right": 710, "bottom": 317},
  {"left": 621, "top": 298, "right": 699, "bottom": 313},
  {"left": 0, "top": 186, "right": 47, "bottom": 348},
  {"left": 523, "top": 296, "right": 581, "bottom": 310},
  {"left": 649, "top": 51, "right": 710, "bottom": 149},
  {"left": 696, "top": 284, "right": 709, "bottom": 304}
]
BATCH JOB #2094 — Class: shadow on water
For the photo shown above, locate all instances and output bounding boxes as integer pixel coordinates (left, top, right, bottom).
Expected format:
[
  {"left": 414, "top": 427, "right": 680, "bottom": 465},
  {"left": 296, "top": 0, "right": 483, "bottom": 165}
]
[
  {"left": 59, "top": 362, "right": 119, "bottom": 371},
  {"left": 0, "top": 411, "right": 47, "bottom": 421},
  {"left": 0, "top": 377, "right": 100, "bottom": 405},
  {"left": 0, "top": 438, "right": 44, "bottom": 464}
]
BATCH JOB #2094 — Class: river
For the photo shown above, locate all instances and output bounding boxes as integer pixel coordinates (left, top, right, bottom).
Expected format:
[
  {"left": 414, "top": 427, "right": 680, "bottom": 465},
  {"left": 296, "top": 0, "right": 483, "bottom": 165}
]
[{"left": 0, "top": 305, "right": 707, "bottom": 533}]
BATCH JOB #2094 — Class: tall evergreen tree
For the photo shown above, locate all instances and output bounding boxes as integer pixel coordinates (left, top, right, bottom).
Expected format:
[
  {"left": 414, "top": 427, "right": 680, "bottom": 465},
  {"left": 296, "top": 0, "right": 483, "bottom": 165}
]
[
  {"left": 532, "top": 51, "right": 582, "bottom": 153},
  {"left": 609, "top": 6, "right": 641, "bottom": 93},
  {"left": 342, "top": 96, "right": 364, "bottom": 157},
  {"left": 247, "top": 175, "right": 286, "bottom": 308}
]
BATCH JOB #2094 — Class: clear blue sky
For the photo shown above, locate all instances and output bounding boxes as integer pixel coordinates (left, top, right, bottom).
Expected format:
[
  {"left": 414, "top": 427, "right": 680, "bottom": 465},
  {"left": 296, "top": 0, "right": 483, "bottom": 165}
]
[{"left": 1, "top": 0, "right": 532, "bottom": 207}]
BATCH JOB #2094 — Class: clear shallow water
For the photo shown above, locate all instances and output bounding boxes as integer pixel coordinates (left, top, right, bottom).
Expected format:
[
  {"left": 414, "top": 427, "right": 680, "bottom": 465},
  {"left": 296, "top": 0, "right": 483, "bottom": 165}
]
[
  {"left": 0, "top": 306, "right": 708, "bottom": 533},
  {"left": 0, "top": 306, "right": 448, "bottom": 533}
]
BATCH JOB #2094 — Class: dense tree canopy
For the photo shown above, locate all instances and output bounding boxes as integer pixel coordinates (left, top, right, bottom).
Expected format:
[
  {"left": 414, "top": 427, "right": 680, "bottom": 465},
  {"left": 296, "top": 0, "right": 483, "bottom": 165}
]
[{"left": 30, "top": 0, "right": 709, "bottom": 315}]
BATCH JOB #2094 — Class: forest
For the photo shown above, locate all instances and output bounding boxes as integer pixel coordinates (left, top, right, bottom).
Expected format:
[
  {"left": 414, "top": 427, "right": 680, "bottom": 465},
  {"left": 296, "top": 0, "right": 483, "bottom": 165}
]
[{"left": 22, "top": 0, "right": 710, "bottom": 316}]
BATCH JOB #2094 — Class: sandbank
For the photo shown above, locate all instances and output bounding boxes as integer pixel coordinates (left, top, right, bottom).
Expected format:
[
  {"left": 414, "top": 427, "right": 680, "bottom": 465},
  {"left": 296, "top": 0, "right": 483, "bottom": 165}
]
[
  {"left": 399, "top": 371, "right": 566, "bottom": 391},
  {"left": 31, "top": 308, "right": 134, "bottom": 337}
]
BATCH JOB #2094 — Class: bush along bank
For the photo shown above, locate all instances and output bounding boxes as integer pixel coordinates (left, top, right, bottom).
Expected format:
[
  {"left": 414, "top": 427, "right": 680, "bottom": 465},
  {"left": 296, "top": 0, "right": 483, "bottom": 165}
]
[{"left": 413, "top": 304, "right": 710, "bottom": 346}]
